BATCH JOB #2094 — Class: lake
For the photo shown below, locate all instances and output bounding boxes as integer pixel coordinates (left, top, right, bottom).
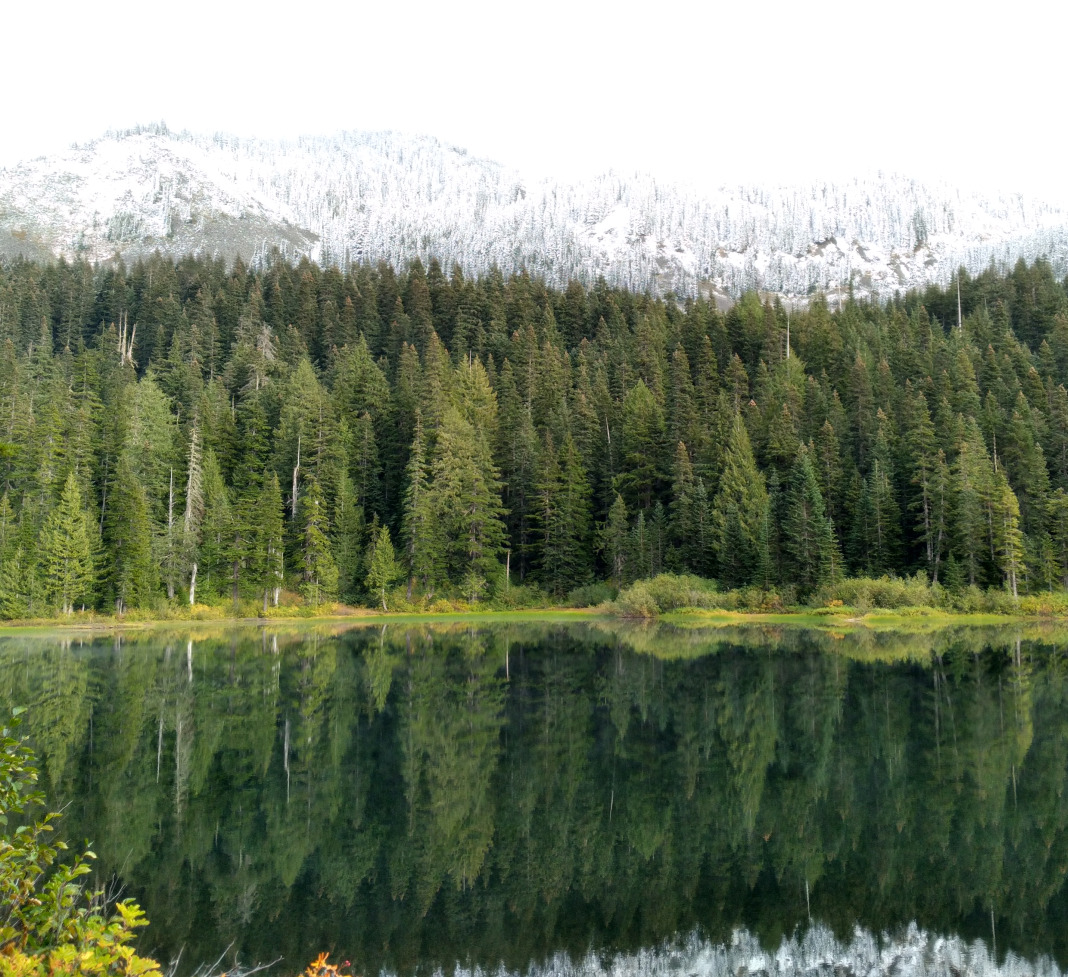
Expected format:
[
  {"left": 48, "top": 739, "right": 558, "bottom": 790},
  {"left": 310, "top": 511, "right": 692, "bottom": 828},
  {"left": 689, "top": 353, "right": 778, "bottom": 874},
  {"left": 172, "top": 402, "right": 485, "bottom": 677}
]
[{"left": 1, "top": 621, "right": 1067, "bottom": 977}]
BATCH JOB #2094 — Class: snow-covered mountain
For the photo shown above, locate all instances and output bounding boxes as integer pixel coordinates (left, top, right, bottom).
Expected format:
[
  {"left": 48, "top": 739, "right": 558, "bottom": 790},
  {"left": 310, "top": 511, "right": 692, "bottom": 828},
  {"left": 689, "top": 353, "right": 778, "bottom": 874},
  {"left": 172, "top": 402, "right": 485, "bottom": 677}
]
[{"left": 2, "top": 123, "right": 1066, "bottom": 301}]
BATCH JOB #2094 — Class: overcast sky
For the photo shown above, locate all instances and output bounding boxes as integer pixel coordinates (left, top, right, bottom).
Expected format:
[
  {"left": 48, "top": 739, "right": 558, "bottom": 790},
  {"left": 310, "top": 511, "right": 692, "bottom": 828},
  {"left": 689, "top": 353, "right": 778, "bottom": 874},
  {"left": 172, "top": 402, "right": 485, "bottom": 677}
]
[{"left": 4, "top": 0, "right": 1065, "bottom": 198}]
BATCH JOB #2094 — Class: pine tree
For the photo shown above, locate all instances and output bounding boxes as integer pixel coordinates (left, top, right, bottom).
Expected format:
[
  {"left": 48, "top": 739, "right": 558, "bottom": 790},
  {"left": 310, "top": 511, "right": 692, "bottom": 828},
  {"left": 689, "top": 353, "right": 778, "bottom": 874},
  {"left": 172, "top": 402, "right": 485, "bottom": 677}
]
[
  {"left": 670, "top": 441, "right": 697, "bottom": 572},
  {"left": 710, "top": 413, "right": 769, "bottom": 587},
  {"left": 599, "top": 493, "right": 629, "bottom": 589},
  {"left": 197, "top": 448, "right": 232, "bottom": 602},
  {"left": 781, "top": 446, "right": 837, "bottom": 593},
  {"left": 617, "top": 379, "right": 666, "bottom": 510},
  {"left": 427, "top": 408, "right": 507, "bottom": 589},
  {"left": 104, "top": 459, "right": 157, "bottom": 613},
  {"left": 401, "top": 414, "right": 440, "bottom": 595},
  {"left": 182, "top": 421, "right": 205, "bottom": 603},
  {"left": 297, "top": 474, "right": 338, "bottom": 607},
  {"left": 533, "top": 431, "right": 591, "bottom": 595},
  {"left": 251, "top": 471, "right": 285, "bottom": 611},
  {"left": 952, "top": 420, "right": 996, "bottom": 586},
  {"left": 0, "top": 493, "right": 26, "bottom": 618},
  {"left": 902, "top": 387, "right": 940, "bottom": 575},
  {"left": 365, "top": 523, "right": 402, "bottom": 610},
  {"left": 1048, "top": 489, "right": 1068, "bottom": 587},
  {"left": 333, "top": 472, "right": 366, "bottom": 603},
  {"left": 40, "top": 473, "right": 94, "bottom": 615},
  {"left": 992, "top": 470, "right": 1026, "bottom": 598},
  {"left": 868, "top": 423, "right": 903, "bottom": 574}
]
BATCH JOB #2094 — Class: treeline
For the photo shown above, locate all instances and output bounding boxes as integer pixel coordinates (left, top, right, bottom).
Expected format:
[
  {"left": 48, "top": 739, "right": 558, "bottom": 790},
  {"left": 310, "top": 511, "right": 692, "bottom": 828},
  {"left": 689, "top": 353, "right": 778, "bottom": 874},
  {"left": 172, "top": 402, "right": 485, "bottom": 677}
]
[{"left": 0, "top": 252, "right": 1067, "bottom": 615}]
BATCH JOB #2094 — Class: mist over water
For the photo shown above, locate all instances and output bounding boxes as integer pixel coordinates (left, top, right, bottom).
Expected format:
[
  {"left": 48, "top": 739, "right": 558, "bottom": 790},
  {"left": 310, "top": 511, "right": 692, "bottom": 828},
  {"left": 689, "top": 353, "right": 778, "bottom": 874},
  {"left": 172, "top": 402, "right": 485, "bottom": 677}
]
[{"left": 1, "top": 623, "right": 1066, "bottom": 975}]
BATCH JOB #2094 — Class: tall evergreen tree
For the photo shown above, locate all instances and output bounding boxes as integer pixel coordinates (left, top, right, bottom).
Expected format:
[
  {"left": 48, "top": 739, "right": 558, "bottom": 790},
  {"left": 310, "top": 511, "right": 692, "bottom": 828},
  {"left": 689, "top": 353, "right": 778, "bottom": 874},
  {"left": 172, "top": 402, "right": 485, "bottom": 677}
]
[
  {"left": 104, "top": 458, "right": 157, "bottom": 612},
  {"left": 599, "top": 493, "right": 629, "bottom": 589},
  {"left": 711, "top": 413, "right": 769, "bottom": 587},
  {"left": 250, "top": 470, "right": 285, "bottom": 611},
  {"left": 781, "top": 446, "right": 837, "bottom": 593},
  {"left": 532, "top": 431, "right": 591, "bottom": 595},
  {"left": 40, "top": 472, "right": 94, "bottom": 615},
  {"left": 427, "top": 408, "right": 507, "bottom": 590},
  {"left": 365, "top": 523, "right": 402, "bottom": 610},
  {"left": 297, "top": 474, "right": 338, "bottom": 607}
]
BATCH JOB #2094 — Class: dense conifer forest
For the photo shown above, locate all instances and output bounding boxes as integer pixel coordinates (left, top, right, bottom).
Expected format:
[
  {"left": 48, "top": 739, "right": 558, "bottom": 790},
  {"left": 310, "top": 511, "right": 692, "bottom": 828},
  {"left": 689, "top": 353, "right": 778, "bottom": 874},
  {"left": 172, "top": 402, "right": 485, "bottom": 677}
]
[{"left": 1, "top": 252, "right": 1067, "bottom": 617}]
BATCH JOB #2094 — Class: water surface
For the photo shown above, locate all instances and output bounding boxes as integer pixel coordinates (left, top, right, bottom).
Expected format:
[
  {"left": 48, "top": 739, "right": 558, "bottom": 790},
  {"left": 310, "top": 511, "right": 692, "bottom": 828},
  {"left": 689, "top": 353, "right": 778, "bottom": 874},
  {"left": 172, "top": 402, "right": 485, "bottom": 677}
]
[{"left": 1, "top": 622, "right": 1066, "bottom": 975}]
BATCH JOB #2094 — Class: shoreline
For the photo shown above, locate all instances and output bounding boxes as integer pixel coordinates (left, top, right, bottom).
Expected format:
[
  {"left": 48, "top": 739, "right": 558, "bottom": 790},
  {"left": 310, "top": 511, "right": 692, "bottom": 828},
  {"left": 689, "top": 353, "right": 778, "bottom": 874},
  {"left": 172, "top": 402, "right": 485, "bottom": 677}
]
[{"left": 0, "top": 604, "right": 1059, "bottom": 637}]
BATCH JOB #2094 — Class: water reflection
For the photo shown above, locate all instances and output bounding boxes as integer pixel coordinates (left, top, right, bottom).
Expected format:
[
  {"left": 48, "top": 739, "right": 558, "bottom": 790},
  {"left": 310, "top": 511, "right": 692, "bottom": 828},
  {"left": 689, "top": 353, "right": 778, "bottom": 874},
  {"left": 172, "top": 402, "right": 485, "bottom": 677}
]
[{"left": 1, "top": 623, "right": 1067, "bottom": 974}]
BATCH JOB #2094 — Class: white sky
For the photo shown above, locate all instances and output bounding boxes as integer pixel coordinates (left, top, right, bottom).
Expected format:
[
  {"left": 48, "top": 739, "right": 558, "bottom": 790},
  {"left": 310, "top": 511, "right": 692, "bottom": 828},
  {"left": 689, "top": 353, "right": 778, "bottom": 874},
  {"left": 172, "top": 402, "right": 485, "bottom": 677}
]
[{"left": 3, "top": 0, "right": 1065, "bottom": 199}]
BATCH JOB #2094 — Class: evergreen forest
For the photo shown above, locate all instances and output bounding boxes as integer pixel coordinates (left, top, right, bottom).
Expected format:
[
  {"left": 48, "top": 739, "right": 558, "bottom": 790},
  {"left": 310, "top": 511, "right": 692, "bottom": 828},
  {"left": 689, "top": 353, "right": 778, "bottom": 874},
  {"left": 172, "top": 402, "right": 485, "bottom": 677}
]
[{"left": 1, "top": 252, "right": 1067, "bottom": 617}]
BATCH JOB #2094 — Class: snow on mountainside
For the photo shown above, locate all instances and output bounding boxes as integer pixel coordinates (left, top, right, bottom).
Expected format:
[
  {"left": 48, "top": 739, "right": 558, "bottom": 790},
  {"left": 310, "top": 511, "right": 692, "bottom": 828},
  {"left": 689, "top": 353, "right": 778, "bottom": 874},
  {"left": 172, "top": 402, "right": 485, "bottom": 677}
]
[{"left": 1, "top": 123, "right": 1066, "bottom": 301}]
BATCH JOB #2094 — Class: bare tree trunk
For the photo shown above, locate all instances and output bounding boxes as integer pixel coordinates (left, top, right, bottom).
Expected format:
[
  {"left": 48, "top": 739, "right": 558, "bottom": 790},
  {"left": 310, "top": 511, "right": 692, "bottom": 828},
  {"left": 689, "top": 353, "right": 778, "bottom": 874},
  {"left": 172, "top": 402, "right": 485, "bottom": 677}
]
[
  {"left": 284, "top": 716, "right": 291, "bottom": 805},
  {"left": 292, "top": 435, "right": 301, "bottom": 520},
  {"left": 167, "top": 468, "right": 175, "bottom": 599}
]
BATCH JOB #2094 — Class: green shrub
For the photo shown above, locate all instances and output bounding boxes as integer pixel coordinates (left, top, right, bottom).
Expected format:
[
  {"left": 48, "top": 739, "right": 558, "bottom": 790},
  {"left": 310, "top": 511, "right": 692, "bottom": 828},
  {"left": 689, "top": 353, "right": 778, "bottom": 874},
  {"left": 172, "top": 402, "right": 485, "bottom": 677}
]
[
  {"left": 489, "top": 582, "right": 553, "bottom": 610},
  {"left": 0, "top": 710, "right": 161, "bottom": 976},
  {"left": 816, "top": 573, "right": 937, "bottom": 611},
  {"left": 612, "top": 574, "right": 720, "bottom": 617},
  {"left": 612, "top": 580, "right": 661, "bottom": 618},
  {"left": 567, "top": 582, "right": 617, "bottom": 607},
  {"left": 1019, "top": 591, "right": 1068, "bottom": 615},
  {"left": 720, "top": 586, "right": 780, "bottom": 611}
]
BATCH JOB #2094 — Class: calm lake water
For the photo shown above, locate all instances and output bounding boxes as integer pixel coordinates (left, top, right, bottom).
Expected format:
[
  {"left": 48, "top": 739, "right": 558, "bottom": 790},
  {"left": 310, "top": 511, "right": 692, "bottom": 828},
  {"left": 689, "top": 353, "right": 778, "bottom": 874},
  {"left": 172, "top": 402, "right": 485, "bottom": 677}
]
[{"left": 2, "top": 622, "right": 1067, "bottom": 977}]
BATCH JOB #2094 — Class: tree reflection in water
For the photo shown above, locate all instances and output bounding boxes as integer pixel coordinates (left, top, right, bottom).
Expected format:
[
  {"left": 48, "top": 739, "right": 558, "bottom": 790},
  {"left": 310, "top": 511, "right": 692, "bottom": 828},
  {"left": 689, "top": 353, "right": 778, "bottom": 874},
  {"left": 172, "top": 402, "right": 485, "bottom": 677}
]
[{"left": 0, "top": 623, "right": 1066, "bottom": 975}]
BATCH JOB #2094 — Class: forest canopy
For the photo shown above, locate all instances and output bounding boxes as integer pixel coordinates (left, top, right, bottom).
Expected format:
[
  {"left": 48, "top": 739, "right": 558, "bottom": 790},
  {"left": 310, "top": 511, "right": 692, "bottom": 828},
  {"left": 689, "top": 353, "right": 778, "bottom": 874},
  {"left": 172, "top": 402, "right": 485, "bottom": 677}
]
[{"left": 0, "top": 252, "right": 1066, "bottom": 616}]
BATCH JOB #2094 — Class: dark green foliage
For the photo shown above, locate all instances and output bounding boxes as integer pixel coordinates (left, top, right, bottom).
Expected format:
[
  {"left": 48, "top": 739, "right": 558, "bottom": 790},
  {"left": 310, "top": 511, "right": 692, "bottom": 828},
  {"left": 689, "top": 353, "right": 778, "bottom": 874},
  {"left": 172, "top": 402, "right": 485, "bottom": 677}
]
[
  {"left": 781, "top": 446, "right": 837, "bottom": 593},
  {"left": 297, "top": 474, "right": 338, "bottom": 606},
  {"left": 1, "top": 253, "right": 1067, "bottom": 614},
  {"left": 103, "top": 459, "right": 157, "bottom": 612}
]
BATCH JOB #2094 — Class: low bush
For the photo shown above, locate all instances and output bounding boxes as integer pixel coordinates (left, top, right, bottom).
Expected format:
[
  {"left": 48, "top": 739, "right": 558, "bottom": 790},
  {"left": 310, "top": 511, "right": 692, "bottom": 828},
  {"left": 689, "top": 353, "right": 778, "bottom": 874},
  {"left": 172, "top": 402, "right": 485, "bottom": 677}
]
[
  {"left": 612, "top": 574, "right": 720, "bottom": 617},
  {"left": 940, "top": 584, "right": 1019, "bottom": 615},
  {"left": 1019, "top": 591, "right": 1068, "bottom": 615},
  {"left": 816, "top": 574, "right": 938, "bottom": 611},
  {"left": 489, "top": 582, "right": 554, "bottom": 610},
  {"left": 612, "top": 580, "right": 662, "bottom": 618},
  {"left": 0, "top": 710, "right": 161, "bottom": 976},
  {"left": 567, "top": 582, "right": 617, "bottom": 607},
  {"left": 718, "top": 586, "right": 783, "bottom": 611}
]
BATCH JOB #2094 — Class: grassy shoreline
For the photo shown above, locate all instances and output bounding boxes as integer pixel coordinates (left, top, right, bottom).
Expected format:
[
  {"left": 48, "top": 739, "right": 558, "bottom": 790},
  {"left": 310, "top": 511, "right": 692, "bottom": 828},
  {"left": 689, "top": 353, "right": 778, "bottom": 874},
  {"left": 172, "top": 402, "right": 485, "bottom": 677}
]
[
  {"left": 0, "top": 606, "right": 603, "bottom": 635},
  {"left": 0, "top": 603, "right": 1058, "bottom": 637}
]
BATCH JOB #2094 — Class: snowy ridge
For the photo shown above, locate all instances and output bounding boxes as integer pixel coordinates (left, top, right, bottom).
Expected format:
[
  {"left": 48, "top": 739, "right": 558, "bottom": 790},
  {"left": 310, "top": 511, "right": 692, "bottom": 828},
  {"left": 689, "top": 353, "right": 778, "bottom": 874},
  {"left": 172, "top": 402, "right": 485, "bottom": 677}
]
[
  {"left": 2, "top": 124, "right": 1066, "bottom": 299},
  {"left": 439, "top": 925, "right": 1060, "bottom": 977}
]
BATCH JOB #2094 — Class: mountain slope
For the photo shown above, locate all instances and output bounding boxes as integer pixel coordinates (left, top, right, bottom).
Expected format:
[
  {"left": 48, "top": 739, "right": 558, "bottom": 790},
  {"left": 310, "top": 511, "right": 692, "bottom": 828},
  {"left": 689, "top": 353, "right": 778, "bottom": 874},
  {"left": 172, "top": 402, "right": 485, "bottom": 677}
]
[{"left": 2, "top": 124, "right": 1066, "bottom": 300}]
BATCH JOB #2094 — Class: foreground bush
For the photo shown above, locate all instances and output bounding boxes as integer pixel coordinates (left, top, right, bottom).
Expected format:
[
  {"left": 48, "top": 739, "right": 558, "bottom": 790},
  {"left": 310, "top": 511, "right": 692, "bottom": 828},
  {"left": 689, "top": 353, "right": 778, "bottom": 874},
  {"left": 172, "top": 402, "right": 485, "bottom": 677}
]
[{"left": 0, "top": 710, "right": 161, "bottom": 976}]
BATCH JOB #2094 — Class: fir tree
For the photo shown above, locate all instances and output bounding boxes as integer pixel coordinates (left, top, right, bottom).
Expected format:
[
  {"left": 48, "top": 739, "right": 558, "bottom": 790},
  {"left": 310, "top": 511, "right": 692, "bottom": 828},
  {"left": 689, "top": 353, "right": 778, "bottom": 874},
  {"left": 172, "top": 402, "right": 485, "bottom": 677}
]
[
  {"left": 710, "top": 413, "right": 769, "bottom": 587},
  {"left": 40, "top": 473, "right": 94, "bottom": 615},
  {"left": 333, "top": 473, "right": 366, "bottom": 603},
  {"left": 251, "top": 470, "right": 285, "bottom": 611},
  {"left": 365, "top": 523, "right": 402, "bottom": 610},
  {"left": 533, "top": 431, "right": 592, "bottom": 595},
  {"left": 427, "top": 408, "right": 507, "bottom": 588},
  {"left": 104, "top": 458, "right": 157, "bottom": 613},
  {"left": 297, "top": 474, "right": 338, "bottom": 607},
  {"left": 599, "top": 493, "right": 629, "bottom": 589},
  {"left": 781, "top": 446, "right": 837, "bottom": 593}
]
